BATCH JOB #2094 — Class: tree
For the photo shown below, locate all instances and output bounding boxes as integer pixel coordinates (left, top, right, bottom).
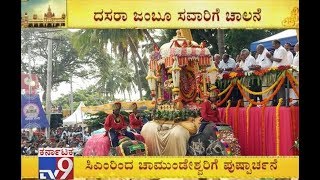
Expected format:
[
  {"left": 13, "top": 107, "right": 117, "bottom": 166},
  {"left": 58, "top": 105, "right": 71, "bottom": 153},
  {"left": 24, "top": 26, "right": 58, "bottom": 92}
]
[
  {"left": 217, "top": 29, "right": 225, "bottom": 56},
  {"left": 21, "top": 30, "right": 91, "bottom": 102},
  {"left": 159, "top": 29, "right": 283, "bottom": 58},
  {"left": 53, "top": 85, "right": 110, "bottom": 109},
  {"left": 224, "top": 29, "right": 283, "bottom": 57},
  {"left": 85, "top": 111, "right": 106, "bottom": 132},
  {"left": 72, "top": 29, "right": 156, "bottom": 100}
]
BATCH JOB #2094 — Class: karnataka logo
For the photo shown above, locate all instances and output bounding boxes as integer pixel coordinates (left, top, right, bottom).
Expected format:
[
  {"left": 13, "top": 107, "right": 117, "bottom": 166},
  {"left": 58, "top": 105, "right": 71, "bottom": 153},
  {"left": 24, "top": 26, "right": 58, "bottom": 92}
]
[{"left": 23, "top": 103, "right": 40, "bottom": 118}]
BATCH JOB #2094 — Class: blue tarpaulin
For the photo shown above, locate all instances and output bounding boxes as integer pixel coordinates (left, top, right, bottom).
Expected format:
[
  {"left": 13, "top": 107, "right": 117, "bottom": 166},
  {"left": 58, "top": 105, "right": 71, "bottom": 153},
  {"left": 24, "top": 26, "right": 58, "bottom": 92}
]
[
  {"left": 250, "top": 29, "right": 298, "bottom": 52},
  {"left": 21, "top": 94, "right": 49, "bottom": 129}
]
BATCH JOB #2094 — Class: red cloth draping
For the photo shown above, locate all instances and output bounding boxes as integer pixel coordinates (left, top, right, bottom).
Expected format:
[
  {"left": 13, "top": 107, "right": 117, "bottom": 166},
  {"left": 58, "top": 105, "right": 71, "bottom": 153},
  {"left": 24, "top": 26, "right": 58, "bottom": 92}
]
[{"left": 218, "top": 106, "right": 299, "bottom": 156}]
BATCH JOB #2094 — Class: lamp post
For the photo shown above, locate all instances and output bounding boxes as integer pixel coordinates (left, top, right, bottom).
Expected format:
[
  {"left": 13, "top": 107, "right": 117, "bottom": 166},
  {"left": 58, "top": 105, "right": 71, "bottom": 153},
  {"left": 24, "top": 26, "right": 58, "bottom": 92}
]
[{"left": 45, "top": 32, "right": 53, "bottom": 138}]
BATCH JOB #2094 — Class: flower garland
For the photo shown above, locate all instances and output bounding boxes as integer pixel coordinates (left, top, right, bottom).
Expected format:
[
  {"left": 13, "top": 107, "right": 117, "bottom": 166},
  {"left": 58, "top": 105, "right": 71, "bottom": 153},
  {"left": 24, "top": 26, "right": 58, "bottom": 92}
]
[
  {"left": 286, "top": 70, "right": 299, "bottom": 85},
  {"left": 261, "top": 105, "right": 266, "bottom": 155},
  {"left": 286, "top": 71, "right": 299, "bottom": 97},
  {"left": 237, "top": 75, "right": 285, "bottom": 106},
  {"left": 276, "top": 98, "right": 283, "bottom": 155},
  {"left": 218, "top": 82, "right": 234, "bottom": 97},
  {"left": 217, "top": 83, "right": 235, "bottom": 107},
  {"left": 237, "top": 71, "right": 285, "bottom": 95},
  {"left": 222, "top": 71, "right": 245, "bottom": 79},
  {"left": 225, "top": 100, "right": 231, "bottom": 124},
  {"left": 220, "top": 65, "right": 291, "bottom": 80},
  {"left": 234, "top": 99, "right": 242, "bottom": 138},
  {"left": 290, "top": 105, "right": 298, "bottom": 155},
  {"left": 246, "top": 103, "right": 252, "bottom": 153},
  {"left": 154, "top": 108, "right": 200, "bottom": 122}
]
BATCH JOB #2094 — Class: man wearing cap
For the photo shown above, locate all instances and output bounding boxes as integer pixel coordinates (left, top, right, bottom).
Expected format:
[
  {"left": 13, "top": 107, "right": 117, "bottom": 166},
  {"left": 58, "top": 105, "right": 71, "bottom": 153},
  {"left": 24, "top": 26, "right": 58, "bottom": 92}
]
[
  {"left": 104, "top": 102, "right": 135, "bottom": 147},
  {"left": 129, "top": 103, "right": 143, "bottom": 133},
  {"left": 199, "top": 88, "right": 221, "bottom": 133}
]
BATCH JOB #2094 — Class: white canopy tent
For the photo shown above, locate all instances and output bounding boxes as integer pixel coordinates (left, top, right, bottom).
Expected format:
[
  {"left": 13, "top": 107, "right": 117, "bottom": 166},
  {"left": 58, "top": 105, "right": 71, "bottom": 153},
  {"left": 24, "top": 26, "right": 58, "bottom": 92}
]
[
  {"left": 250, "top": 29, "right": 298, "bottom": 51},
  {"left": 63, "top": 102, "right": 90, "bottom": 126}
]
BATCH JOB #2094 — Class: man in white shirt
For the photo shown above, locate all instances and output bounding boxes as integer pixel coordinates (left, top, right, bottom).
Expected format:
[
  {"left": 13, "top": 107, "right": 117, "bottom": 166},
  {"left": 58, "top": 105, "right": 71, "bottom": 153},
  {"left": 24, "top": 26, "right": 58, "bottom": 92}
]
[
  {"left": 218, "top": 53, "right": 240, "bottom": 106},
  {"left": 292, "top": 42, "right": 299, "bottom": 67},
  {"left": 218, "top": 53, "right": 236, "bottom": 72},
  {"left": 291, "top": 42, "right": 299, "bottom": 106},
  {"left": 255, "top": 44, "right": 272, "bottom": 69},
  {"left": 238, "top": 49, "right": 256, "bottom": 71},
  {"left": 267, "top": 40, "right": 289, "bottom": 67},
  {"left": 284, "top": 43, "right": 294, "bottom": 65},
  {"left": 267, "top": 40, "right": 288, "bottom": 106},
  {"left": 213, "top": 54, "right": 221, "bottom": 68},
  {"left": 238, "top": 49, "right": 261, "bottom": 103},
  {"left": 254, "top": 44, "right": 273, "bottom": 105}
]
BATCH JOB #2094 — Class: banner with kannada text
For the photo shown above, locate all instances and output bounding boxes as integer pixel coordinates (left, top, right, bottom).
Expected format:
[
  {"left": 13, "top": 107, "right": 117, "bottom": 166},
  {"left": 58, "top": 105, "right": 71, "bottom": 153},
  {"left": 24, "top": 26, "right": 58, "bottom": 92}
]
[
  {"left": 67, "top": 0, "right": 299, "bottom": 29},
  {"left": 22, "top": 156, "right": 299, "bottom": 178}
]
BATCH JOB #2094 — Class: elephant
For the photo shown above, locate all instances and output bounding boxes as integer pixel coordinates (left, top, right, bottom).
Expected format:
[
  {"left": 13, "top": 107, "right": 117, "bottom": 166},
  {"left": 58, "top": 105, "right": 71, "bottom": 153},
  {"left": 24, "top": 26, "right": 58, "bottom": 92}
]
[
  {"left": 82, "top": 132, "right": 145, "bottom": 156},
  {"left": 186, "top": 121, "right": 227, "bottom": 156},
  {"left": 187, "top": 120, "right": 241, "bottom": 156}
]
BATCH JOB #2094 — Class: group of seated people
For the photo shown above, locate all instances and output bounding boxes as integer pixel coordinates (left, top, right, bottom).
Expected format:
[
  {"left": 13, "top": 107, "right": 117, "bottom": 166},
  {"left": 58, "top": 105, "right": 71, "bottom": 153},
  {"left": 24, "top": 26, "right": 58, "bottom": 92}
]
[
  {"left": 104, "top": 90, "right": 223, "bottom": 148},
  {"left": 213, "top": 40, "right": 299, "bottom": 106},
  {"left": 104, "top": 102, "right": 144, "bottom": 147}
]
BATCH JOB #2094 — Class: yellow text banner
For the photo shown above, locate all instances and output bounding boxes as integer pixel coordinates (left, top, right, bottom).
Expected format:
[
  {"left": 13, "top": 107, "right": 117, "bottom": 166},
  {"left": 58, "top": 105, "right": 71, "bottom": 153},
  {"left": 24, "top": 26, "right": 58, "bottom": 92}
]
[
  {"left": 22, "top": 156, "right": 299, "bottom": 178},
  {"left": 67, "top": 0, "right": 299, "bottom": 29}
]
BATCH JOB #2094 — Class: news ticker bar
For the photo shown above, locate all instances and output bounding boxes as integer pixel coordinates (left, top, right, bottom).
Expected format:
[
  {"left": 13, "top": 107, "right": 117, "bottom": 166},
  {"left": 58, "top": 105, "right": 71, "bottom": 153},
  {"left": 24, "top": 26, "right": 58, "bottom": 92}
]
[
  {"left": 22, "top": 156, "right": 299, "bottom": 178},
  {"left": 22, "top": 0, "right": 299, "bottom": 29}
]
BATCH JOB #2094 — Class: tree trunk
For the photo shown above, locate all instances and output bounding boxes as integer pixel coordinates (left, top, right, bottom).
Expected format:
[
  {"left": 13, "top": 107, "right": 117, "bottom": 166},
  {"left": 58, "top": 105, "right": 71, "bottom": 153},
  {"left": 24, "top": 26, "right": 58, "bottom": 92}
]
[
  {"left": 105, "top": 81, "right": 108, "bottom": 98},
  {"left": 123, "top": 89, "right": 126, "bottom": 100},
  {"left": 132, "top": 56, "right": 143, "bottom": 100},
  {"left": 128, "top": 88, "right": 132, "bottom": 101},
  {"left": 142, "top": 29, "right": 157, "bottom": 45},
  {"left": 127, "top": 35, "right": 148, "bottom": 74},
  {"left": 217, "top": 29, "right": 225, "bottom": 56}
]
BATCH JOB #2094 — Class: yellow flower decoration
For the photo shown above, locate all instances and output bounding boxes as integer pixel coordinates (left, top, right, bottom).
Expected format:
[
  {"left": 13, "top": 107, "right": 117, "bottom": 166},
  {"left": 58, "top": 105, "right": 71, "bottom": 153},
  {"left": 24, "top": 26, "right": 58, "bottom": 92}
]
[{"left": 229, "top": 72, "right": 238, "bottom": 78}]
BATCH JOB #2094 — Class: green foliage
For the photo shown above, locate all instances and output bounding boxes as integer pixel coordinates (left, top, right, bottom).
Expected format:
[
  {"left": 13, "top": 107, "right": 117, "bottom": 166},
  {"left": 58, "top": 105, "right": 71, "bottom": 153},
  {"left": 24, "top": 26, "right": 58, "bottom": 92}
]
[
  {"left": 53, "top": 85, "right": 109, "bottom": 109},
  {"left": 21, "top": 30, "right": 91, "bottom": 101},
  {"left": 154, "top": 108, "right": 200, "bottom": 122},
  {"left": 71, "top": 29, "right": 155, "bottom": 101},
  {"left": 225, "top": 29, "right": 283, "bottom": 57},
  {"left": 84, "top": 111, "right": 107, "bottom": 131}
]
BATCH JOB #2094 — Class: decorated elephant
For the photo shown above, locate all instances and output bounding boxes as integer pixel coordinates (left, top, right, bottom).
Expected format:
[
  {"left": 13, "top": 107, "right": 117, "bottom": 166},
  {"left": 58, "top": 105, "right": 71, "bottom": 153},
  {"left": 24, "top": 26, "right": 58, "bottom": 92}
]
[
  {"left": 187, "top": 121, "right": 241, "bottom": 156},
  {"left": 141, "top": 115, "right": 240, "bottom": 156},
  {"left": 140, "top": 114, "right": 206, "bottom": 156},
  {"left": 82, "top": 132, "right": 145, "bottom": 156}
]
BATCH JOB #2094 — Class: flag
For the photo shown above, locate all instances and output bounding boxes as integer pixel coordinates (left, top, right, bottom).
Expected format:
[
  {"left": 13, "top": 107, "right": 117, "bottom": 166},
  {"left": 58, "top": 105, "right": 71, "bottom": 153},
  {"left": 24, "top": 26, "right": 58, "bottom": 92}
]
[
  {"left": 21, "top": 73, "right": 40, "bottom": 91},
  {"left": 21, "top": 94, "right": 49, "bottom": 129}
]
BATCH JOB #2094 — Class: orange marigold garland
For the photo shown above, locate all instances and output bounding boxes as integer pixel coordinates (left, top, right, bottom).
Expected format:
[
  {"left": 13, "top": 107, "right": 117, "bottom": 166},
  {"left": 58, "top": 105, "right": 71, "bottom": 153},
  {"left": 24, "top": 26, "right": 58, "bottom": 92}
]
[
  {"left": 286, "top": 71, "right": 299, "bottom": 97},
  {"left": 217, "top": 83, "right": 235, "bottom": 107},
  {"left": 246, "top": 103, "right": 252, "bottom": 153},
  {"left": 276, "top": 98, "right": 283, "bottom": 155},
  {"left": 237, "top": 75, "right": 285, "bottom": 106},
  {"left": 290, "top": 105, "right": 298, "bottom": 155},
  {"left": 261, "top": 105, "right": 266, "bottom": 155},
  {"left": 225, "top": 100, "right": 231, "bottom": 124},
  {"left": 234, "top": 99, "right": 242, "bottom": 138}
]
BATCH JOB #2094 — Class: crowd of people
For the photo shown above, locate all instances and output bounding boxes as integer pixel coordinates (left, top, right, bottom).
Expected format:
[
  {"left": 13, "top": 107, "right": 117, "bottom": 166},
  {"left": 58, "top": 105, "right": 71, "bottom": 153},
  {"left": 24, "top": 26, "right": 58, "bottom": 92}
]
[
  {"left": 213, "top": 40, "right": 299, "bottom": 106},
  {"left": 21, "top": 124, "right": 90, "bottom": 156}
]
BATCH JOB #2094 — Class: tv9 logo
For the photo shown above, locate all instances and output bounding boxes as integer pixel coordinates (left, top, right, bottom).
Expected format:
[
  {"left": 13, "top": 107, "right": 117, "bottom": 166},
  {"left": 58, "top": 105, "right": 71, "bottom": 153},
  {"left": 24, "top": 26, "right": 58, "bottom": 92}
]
[{"left": 38, "top": 148, "right": 74, "bottom": 179}]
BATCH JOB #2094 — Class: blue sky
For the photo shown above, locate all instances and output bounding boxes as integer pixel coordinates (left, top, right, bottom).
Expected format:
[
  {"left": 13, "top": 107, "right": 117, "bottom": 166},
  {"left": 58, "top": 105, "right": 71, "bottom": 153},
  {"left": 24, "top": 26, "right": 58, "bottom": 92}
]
[{"left": 21, "top": 0, "right": 66, "bottom": 17}]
